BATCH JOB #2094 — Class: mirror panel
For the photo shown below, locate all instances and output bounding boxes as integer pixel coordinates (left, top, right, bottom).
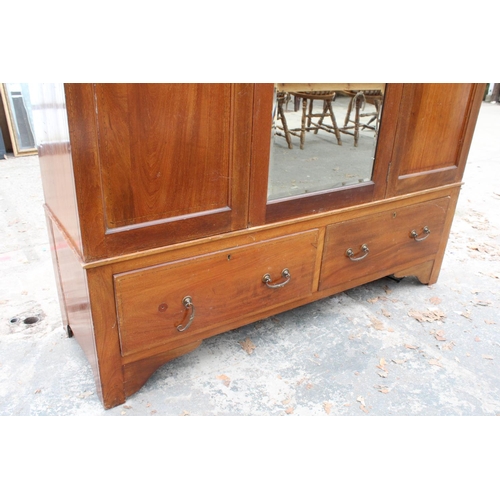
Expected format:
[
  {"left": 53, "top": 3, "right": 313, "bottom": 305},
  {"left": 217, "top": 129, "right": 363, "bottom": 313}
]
[{"left": 268, "top": 84, "right": 386, "bottom": 201}]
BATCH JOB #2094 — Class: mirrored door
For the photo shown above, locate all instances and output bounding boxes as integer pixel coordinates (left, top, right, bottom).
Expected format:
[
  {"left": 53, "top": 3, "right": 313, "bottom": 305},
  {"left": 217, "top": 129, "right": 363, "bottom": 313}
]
[
  {"left": 269, "top": 84, "right": 385, "bottom": 201},
  {"left": 249, "top": 84, "right": 403, "bottom": 225}
]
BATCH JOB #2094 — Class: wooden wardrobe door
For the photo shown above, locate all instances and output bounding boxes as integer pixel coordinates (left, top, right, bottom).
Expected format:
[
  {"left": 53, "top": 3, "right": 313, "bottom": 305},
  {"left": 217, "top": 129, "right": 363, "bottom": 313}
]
[
  {"left": 65, "top": 83, "right": 254, "bottom": 261},
  {"left": 386, "top": 83, "right": 484, "bottom": 197}
]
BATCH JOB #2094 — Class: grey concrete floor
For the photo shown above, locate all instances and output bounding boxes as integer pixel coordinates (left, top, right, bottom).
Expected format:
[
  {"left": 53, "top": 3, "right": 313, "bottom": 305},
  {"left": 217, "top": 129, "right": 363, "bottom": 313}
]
[{"left": 1, "top": 103, "right": 500, "bottom": 417}]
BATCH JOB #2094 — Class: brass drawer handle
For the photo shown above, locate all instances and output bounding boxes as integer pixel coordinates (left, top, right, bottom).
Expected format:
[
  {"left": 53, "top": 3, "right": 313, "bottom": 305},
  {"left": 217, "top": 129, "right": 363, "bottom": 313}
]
[
  {"left": 177, "top": 296, "right": 195, "bottom": 332},
  {"left": 262, "top": 268, "right": 291, "bottom": 288},
  {"left": 346, "top": 244, "right": 369, "bottom": 261},
  {"left": 410, "top": 226, "right": 431, "bottom": 242}
]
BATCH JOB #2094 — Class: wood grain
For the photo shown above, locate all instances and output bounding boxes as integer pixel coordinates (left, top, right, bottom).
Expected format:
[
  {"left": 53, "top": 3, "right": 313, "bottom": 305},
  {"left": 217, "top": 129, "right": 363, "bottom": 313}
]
[
  {"left": 114, "top": 230, "right": 318, "bottom": 356},
  {"left": 96, "top": 84, "right": 231, "bottom": 227},
  {"left": 394, "top": 84, "right": 473, "bottom": 174},
  {"left": 50, "top": 215, "right": 103, "bottom": 402},
  {"left": 387, "top": 84, "right": 485, "bottom": 196},
  {"left": 36, "top": 83, "right": 83, "bottom": 254},
  {"left": 319, "top": 197, "right": 450, "bottom": 290},
  {"left": 33, "top": 83, "right": 484, "bottom": 409},
  {"left": 63, "top": 83, "right": 255, "bottom": 261},
  {"left": 122, "top": 341, "right": 202, "bottom": 398},
  {"left": 393, "top": 260, "right": 435, "bottom": 285}
]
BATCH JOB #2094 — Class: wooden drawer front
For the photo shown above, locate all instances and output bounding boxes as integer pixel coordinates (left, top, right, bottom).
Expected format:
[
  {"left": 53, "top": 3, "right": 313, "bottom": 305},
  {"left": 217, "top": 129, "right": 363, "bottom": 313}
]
[
  {"left": 114, "top": 231, "right": 318, "bottom": 356},
  {"left": 319, "top": 197, "right": 450, "bottom": 291}
]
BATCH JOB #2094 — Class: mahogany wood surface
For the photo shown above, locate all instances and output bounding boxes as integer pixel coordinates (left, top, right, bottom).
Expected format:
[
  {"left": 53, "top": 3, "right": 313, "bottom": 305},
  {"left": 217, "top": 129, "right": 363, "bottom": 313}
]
[
  {"left": 33, "top": 83, "right": 485, "bottom": 408},
  {"left": 122, "top": 341, "right": 202, "bottom": 398},
  {"left": 103, "top": 187, "right": 459, "bottom": 346},
  {"left": 95, "top": 84, "right": 232, "bottom": 228},
  {"left": 45, "top": 215, "right": 69, "bottom": 329},
  {"left": 36, "top": 84, "right": 82, "bottom": 254},
  {"left": 248, "top": 83, "right": 274, "bottom": 226},
  {"left": 319, "top": 197, "right": 450, "bottom": 291},
  {"left": 83, "top": 184, "right": 463, "bottom": 270},
  {"left": 387, "top": 83, "right": 484, "bottom": 196},
  {"left": 86, "top": 265, "right": 126, "bottom": 408},
  {"left": 395, "top": 84, "right": 473, "bottom": 174},
  {"left": 427, "top": 184, "right": 462, "bottom": 285},
  {"left": 49, "top": 216, "right": 102, "bottom": 402},
  {"left": 64, "top": 83, "right": 254, "bottom": 261},
  {"left": 393, "top": 260, "right": 435, "bottom": 285},
  {"left": 114, "top": 231, "right": 318, "bottom": 356},
  {"left": 115, "top": 250, "right": 444, "bottom": 397}
]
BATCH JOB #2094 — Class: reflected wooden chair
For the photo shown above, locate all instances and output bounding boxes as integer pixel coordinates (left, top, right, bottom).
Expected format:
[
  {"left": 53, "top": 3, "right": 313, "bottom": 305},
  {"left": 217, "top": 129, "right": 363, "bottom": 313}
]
[
  {"left": 275, "top": 91, "right": 293, "bottom": 149},
  {"left": 341, "top": 90, "right": 384, "bottom": 146},
  {"left": 282, "top": 91, "right": 342, "bottom": 149},
  {"left": 292, "top": 91, "right": 342, "bottom": 149}
]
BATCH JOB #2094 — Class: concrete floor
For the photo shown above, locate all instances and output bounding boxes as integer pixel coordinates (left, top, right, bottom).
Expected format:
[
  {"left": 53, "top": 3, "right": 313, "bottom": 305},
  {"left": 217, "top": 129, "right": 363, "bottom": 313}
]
[{"left": 1, "top": 103, "right": 500, "bottom": 417}]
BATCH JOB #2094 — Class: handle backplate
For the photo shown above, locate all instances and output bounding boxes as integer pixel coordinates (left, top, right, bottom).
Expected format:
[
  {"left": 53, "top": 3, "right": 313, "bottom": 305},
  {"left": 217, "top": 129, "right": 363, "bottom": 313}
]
[
  {"left": 177, "top": 296, "right": 195, "bottom": 332},
  {"left": 262, "top": 268, "right": 291, "bottom": 289},
  {"left": 346, "top": 244, "right": 369, "bottom": 261},
  {"left": 410, "top": 226, "right": 431, "bottom": 242}
]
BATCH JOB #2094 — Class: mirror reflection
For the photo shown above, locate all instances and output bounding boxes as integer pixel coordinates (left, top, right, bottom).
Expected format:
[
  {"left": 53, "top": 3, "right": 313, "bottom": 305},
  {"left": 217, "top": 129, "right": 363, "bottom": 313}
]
[{"left": 268, "top": 84, "right": 386, "bottom": 201}]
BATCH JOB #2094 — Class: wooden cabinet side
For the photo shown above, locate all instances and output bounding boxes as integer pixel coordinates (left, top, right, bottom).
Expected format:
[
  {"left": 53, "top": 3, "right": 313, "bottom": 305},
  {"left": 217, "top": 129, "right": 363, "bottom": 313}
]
[{"left": 35, "top": 83, "right": 83, "bottom": 255}]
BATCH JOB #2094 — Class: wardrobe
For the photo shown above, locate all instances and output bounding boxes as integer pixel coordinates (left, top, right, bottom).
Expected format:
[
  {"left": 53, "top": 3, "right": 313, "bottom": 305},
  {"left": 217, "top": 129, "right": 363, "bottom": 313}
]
[{"left": 33, "top": 83, "right": 484, "bottom": 408}]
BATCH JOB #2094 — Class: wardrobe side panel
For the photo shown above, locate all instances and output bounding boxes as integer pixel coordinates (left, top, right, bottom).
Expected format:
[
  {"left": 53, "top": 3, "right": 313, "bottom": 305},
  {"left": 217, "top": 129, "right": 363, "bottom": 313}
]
[{"left": 33, "top": 83, "right": 82, "bottom": 254}]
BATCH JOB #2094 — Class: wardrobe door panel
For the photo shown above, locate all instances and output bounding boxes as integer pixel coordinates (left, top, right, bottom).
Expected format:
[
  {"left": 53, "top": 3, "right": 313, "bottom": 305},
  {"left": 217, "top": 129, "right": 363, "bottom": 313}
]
[
  {"left": 96, "top": 84, "right": 231, "bottom": 229},
  {"left": 386, "top": 83, "right": 484, "bottom": 196},
  {"left": 66, "top": 83, "right": 254, "bottom": 261}
]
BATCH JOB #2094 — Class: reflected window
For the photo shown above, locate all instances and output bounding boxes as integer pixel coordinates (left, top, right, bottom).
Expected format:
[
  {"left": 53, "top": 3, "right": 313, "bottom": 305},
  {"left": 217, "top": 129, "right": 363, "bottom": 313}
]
[
  {"left": 268, "top": 84, "right": 386, "bottom": 201},
  {"left": 1, "top": 83, "right": 37, "bottom": 156}
]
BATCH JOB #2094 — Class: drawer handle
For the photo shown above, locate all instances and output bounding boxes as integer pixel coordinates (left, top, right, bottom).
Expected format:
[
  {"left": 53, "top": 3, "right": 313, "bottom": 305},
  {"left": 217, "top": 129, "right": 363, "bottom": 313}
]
[
  {"left": 410, "top": 226, "right": 431, "bottom": 242},
  {"left": 262, "top": 268, "right": 291, "bottom": 288},
  {"left": 346, "top": 244, "right": 369, "bottom": 261},
  {"left": 177, "top": 296, "right": 195, "bottom": 332}
]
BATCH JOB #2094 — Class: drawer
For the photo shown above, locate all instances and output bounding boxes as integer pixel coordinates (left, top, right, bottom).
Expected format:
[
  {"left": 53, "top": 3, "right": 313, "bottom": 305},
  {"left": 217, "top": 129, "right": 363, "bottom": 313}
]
[
  {"left": 114, "top": 230, "right": 318, "bottom": 356},
  {"left": 319, "top": 197, "right": 450, "bottom": 291}
]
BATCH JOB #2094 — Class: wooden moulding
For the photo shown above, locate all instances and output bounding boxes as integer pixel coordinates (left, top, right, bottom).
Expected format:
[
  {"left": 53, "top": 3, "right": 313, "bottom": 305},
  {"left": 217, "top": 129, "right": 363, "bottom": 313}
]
[
  {"left": 276, "top": 83, "right": 386, "bottom": 93},
  {"left": 81, "top": 184, "right": 463, "bottom": 271}
]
